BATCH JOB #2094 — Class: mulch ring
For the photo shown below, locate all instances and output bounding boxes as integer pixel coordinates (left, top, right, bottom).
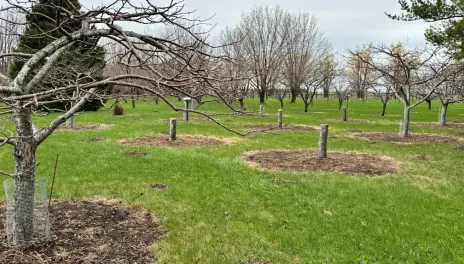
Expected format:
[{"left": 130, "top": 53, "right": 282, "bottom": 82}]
[
  {"left": 119, "top": 135, "right": 233, "bottom": 147},
  {"left": 245, "top": 124, "right": 317, "bottom": 131},
  {"left": 354, "top": 132, "right": 461, "bottom": 143},
  {"left": 57, "top": 124, "right": 112, "bottom": 131},
  {"left": 242, "top": 150, "right": 397, "bottom": 176},
  {"left": 0, "top": 199, "right": 164, "bottom": 264}
]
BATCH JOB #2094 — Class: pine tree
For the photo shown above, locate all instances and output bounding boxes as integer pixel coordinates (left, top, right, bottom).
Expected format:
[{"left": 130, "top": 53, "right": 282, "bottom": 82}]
[
  {"left": 388, "top": 0, "right": 464, "bottom": 59},
  {"left": 9, "top": 0, "right": 108, "bottom": 111}
]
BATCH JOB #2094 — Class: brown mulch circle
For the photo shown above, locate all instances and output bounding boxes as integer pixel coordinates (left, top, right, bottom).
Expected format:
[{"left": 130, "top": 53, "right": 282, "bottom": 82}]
[
  {"left": 242, "top": 150, "right": 397, "bottom": 176},
  {"left": 245, "top": 124, "right": 317, "bottom": 131},
  {"left": 119, "top": 135, "right": 231, "bottom": 147},
  {"left": 125, "top": 150, "right": 148, "bottom": 156},
  {"left": 0, "top": 199, "right": 164, "bottom": 264},
  {"left": 355, "top": 132, "right": 461, "bottom": 143},
  {"left": 414, "top": 122, "right": 464, "bottom": 128},
  {"left": 454, "top": 145, "right": 464, "bottom": 151}
]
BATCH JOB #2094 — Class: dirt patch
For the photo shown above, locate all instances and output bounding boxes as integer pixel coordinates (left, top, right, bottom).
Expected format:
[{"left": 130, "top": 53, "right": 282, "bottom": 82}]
[
  {"left": 412, "top": 153, "right": 431, "bottom": 161},
  {"left": 414, "top": 122, "right": 464, "bottom": 128},
  {"left": 88, "top": 137, "right": 105, "bottom": 142},
  {"left": 58, "top": 124, "right": 112, "bottom": 131},
  {"left": 320, "top": 118, "right": 370, "bottom": 123},
  {"left": 0, "top": 199, "right": 164, "bottom": 264},
  {"left": 355, "top": 132, "right": 460, "bottom": 143},
  {"left": 242, "top": 150, "right": 397, "bottom": 176},
  {"left": 245, "top": 124, "right": 317, "bottom": 131},
  {"left": 454, "top": 145, "right": 464, "bottom": 151},
  {"left": 125, "top": 150, "right": 148, "bottom": 156},
  {"left": 150, "top": 183, "right": 167, "bottom": 189},
  {"left": 119, "top": 135, "right": 231, "bottom": 147}
]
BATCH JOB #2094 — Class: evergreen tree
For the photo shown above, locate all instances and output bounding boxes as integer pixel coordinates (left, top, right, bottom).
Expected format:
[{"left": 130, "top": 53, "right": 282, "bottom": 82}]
[
  {"left": 388, "top": 0, "right": 464, "bottom": 59},
  {"left": 9, "top": 0, "right": 108, "bottom": 111}
]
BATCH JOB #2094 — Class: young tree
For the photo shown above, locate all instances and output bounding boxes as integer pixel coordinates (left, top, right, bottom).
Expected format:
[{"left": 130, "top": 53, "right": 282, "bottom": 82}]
[
  {"left": 434, "top": 66, "right": 464, "bottom": 126},
  {"left": 320, "top": 56, "right": 337, "bottom": 99},
  {"left": 351, "top": 44, "right": 454, "bottom": 137},
  {"left": 347, "top": 43, "right": 375, "bottom": 100},
  {"left": 0, "top": 0, "right": 240, "bottom": 247}
]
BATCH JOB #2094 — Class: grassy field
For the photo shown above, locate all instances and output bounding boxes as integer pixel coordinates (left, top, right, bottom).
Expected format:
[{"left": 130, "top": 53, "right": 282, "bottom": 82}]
[{"left": 1, "top": 98, "right": 464, "bottom": 263}]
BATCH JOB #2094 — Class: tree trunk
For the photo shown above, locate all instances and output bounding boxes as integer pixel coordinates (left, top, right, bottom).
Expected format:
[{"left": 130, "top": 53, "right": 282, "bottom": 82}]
[
  {"left": 323, "top": 88, "right": 329, "bottom": 98},
  {"left": 259, "top": 91, "right": 266, "bottom": 104},
  {"left": 304, "top": 103, "right": 309, "bottom": 113},
  {"left": 338, "top": 99, "right": 343, "bottom": 110},
  {"left": 381, "top": 101, "right": 387, "bottom": 117},
  {"left": 11, "top": 106, "right": 37, "bottom": 247},
  {"left": 290, "top": 90, "right": 298, "bottom": 103},
  {"left": 342, "top": 107, "right": 347, "bottom": 121},
  {"left": 154, "top": 95, "right": 159, "bottom": 105},
  {"left": 440, "top": 103, "right": 448, "bottom": 126},
  {"left": 131, "top": 96, "right": 136, "bottom": 108},
  {"left": 279, "top": 99, "right": 284, "bottom": 108},
  {"left": 426, "top": 98, "right": 431, "bottom": 111},
  {"left": 238, "top": 98, "right": 244, "bottom": 111},
  {"left": 401, "top": 107, "right": 411, "bottom": 138}
]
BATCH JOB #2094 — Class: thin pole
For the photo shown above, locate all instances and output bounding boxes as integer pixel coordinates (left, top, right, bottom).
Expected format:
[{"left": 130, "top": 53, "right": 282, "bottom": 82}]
[{"left": 48, "top": 154, "right": 59, "bottom": 209}]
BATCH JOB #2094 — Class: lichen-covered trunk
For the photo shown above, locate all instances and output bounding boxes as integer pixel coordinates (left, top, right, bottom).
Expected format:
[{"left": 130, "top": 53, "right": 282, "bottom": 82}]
[
  {"left": 440, "top": 104, "right": 448, "bottom": 126},
  {"left": 401, "top": 107, "right": 411, "bottom": 138},
  {"left": 12, "top": 106, "right": 37, "bottom": 247}
]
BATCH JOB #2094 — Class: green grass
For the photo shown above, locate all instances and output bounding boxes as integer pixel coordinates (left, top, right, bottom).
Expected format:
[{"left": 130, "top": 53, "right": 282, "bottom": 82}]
[{"left": 1, "top": 98, "right": 464, "bottom": 263}]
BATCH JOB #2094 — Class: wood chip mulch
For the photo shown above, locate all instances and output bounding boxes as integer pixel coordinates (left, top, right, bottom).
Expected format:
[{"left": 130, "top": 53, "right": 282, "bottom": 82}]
[
  {"left": 0, "top": 199, "right": 164, "bottom": 264},
  {"left": 245, "top": 124, "right": 317, "bottom": 131},
  {"left": 119, "top": 135, "right": 230, "bottom": 147},
  {"left": 242, "top": 150, "right": 398, "bottom": 176},
  {"left": 354, "top": 132, "right": 460, "bottom": 143}
]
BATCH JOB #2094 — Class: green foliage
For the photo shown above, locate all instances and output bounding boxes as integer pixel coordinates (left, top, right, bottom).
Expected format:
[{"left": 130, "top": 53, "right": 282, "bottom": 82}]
[
  {"left": 388, "top": 0, "right": 464, "bottom": 58},
  {"left": 9, "top": 0, "right": 107, "bottom": 111}
]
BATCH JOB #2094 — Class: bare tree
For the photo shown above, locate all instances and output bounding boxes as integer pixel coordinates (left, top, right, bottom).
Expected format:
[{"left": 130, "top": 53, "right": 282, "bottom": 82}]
[
  {"left": 347, "top": 43, "right": 375, "bottom": 100},
  {"left": 0, "top": 11, "right": 23, "bottom": 74},
  {"left": 282, "top": 13, "right": 330, "bottom": 104},
  {"left": 332, "top": 73, "right": 352, "bottom": 110},
  {"left": 434, "top": 66, "right": 464, "bottom": 126},
  {"left": 351, "top": 43, "right": 454, "bottom": 137},
  {"left": 320, "top": 55, "right": 337, "bottom": 99},
  {"left": 223, "top": 6, "right": 290, "bottom": 104},
  {"left": 0, "top": 0, "right": 246, "bottom": 247}
]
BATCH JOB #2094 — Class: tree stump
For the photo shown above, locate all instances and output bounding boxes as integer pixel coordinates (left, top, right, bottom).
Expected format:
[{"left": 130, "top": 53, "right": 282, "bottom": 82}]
[
  {"left": 318, "top": 124, "right": 329, "bottom": 159},
  {"left": 259, "top": 105, "right": 264, "bottom": 116},
  {"left": 169, "top": 118, "right": 176, "bottom": 141},
  {"left": 278, "top": 109, "right": 283, "bottom": 128},
  {"left": 342, "top": 107, "right": 347, "bottom": 122}
]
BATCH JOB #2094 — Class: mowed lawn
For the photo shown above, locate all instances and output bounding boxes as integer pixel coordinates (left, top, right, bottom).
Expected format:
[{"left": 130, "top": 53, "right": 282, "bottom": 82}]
[{"left": 1, "top": 98, "right": 464, "bottom": 263}]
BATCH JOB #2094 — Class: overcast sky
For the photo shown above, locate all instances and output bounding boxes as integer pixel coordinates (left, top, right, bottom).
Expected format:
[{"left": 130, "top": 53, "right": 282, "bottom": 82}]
[
  {"left": 1, "top": 0, "right": 431, "bottom": 52},
  {"left": 179, "top": 0, "right": 430, "bottom": 52}
]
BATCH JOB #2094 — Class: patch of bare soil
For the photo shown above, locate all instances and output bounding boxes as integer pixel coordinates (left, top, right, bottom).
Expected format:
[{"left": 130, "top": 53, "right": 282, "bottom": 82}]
[
  {"left": 320, "top": 118, "right": 370, "bottom": 123},
  {"left": 0, "top": 199, "right": 164, "bottom": 264},
  {"left": 355, "top": 132, "right": 460, "bottom": 143},
  {"left": 454, "top": 145, "right": 464, "bottom": 151},
  {"left": 58, "top": 124, "right": 112, "bottom": 131},
  {"left": 150, "top": 183, "right": 167, "bottom": 189},
  {"left": 119, "top": 135, "right": 230, "bottom": 147},
  {"left": 125, "top": 150, "right": 148, "bottom": 156},
  {"left": 414, "top": 122, "right": 464, "bottom": 128},
  {"left": 245, "top": 124, "right": 317, "bottom": 131},
  {"left": 88, "top": 137, "right": 105, "bottom": 142},
  {"left": 242, "top": 150, "right": 397, "bottom": 176},
  {"left": 412, "top": 153, "right": 431, "bottom": 161}
]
